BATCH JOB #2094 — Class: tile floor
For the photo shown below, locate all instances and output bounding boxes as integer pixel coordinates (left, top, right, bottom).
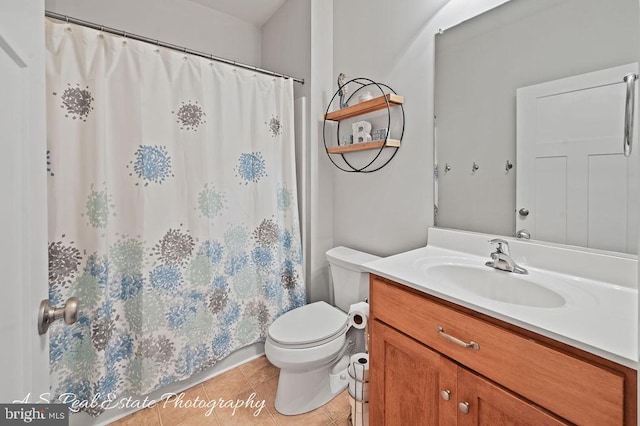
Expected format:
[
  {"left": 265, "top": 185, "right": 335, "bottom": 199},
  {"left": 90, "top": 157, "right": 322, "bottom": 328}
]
[{"left": 110, "top": 356, "right": 351, "bottom": 426}]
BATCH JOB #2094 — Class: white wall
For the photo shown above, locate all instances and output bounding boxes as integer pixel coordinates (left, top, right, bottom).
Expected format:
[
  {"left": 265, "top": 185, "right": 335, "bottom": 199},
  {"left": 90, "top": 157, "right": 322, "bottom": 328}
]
[
  {"left": 262, "top": 0, "right": 311, "bottom": 101},
  {"left": 331, "top": 0, "right": 510, "bottom": 257},
  {"left": 637, "top": 0, "right": 640, "bottom": 412},
  {"left": 263, "top": 0, "right": 335, "bottom": 303},
  {"left": 44, "top": 0, "right": 262, "bottom": 67},
  {"left": 262, "top": 0, "right": 314, "bottom": 300},
  {"left": 308, "top": 0, "right": 335, "bottom": 303}
]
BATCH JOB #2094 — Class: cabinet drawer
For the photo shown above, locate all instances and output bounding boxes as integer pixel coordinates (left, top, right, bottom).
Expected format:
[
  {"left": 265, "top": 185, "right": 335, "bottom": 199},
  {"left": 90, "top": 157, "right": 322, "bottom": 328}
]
[{"left": 370, "top": 276, "right": 625, "bottom": 426}]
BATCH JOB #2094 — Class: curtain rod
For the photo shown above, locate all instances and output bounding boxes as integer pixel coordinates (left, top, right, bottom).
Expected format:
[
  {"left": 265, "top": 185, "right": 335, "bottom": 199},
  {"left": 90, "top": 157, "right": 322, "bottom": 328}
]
[{"left": 45, "top": 10, "right": 305, "bottom": 85}]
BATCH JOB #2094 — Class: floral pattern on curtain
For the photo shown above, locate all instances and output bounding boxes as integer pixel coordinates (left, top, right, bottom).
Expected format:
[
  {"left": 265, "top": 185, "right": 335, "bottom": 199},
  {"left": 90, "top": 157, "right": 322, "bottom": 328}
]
[{"left": 45, "top": 19, "right": 304, "bottom": 415}]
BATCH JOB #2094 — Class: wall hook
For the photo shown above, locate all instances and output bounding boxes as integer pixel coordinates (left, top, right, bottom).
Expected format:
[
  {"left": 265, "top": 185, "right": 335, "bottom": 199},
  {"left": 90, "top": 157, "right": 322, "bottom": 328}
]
[
  {"left": 444, "top": 163, "right": 451, "bottom": 174},
  {"left": 505, "top": 160, "right": 513, "bottom": 173},
  {"left": 472, "top": 162, "right": 479, "bottom": 173}
]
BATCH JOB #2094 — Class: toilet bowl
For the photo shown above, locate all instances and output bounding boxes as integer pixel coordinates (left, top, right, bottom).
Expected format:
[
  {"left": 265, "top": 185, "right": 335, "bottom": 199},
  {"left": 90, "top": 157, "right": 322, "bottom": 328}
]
[
  {"left": 265, "top": 247, "right": 380, "bottom": 416},
  {"left": 265, "top": 301, "right": 351, "bottom": 415}
]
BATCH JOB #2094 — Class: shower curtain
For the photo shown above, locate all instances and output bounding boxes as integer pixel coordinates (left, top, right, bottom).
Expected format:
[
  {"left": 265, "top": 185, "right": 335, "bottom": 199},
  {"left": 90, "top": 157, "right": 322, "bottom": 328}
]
[{"left": 45, "top": 19, "right": 304, "bottom": 415}]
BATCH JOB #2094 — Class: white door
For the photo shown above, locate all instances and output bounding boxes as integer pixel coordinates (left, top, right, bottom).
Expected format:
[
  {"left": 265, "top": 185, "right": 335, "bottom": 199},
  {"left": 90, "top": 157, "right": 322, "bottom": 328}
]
[
  {"left": 516, "top": 63, "right": 639, "bottom": 253},
  {"left": 0, "top": 0, "right": 49, "bottom": 402}
]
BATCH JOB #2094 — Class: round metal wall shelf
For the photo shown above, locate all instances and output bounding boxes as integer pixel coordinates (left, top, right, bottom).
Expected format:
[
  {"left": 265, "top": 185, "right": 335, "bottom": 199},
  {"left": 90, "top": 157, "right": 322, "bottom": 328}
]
[{"left": 323, "top": 77, "right": 405, "bottom": 173}]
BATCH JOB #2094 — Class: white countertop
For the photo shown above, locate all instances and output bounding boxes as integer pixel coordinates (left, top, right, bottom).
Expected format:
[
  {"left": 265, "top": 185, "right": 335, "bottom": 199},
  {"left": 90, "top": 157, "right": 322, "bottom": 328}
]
[{"left": 363, "top": 228, "right": 639, "bottom": 368}]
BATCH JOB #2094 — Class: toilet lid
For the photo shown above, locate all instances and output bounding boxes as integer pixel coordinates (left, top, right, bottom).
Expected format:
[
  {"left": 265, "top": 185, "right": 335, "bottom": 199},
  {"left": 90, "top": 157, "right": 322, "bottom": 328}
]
[{"left": 268, "top": 301, "right": 348, "bottom": 346}]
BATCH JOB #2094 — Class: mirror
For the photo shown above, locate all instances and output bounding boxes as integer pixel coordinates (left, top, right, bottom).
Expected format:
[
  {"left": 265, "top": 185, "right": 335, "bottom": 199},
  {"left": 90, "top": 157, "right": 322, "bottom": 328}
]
[{"left": 434, "top": 0, "right": 639, "bottom": 254}]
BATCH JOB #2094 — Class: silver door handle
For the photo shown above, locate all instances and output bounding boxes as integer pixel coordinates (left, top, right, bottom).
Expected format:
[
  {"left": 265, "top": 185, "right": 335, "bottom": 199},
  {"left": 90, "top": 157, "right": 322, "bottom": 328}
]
[
  {"left": 436, "top": 326, "right": 480, "bottom": 350},
  {"left": 623, "top": 72, "right": 637, "bottom": 157},
  {"left": 38, "top": 297, "right": 79, "bottom": 335}
]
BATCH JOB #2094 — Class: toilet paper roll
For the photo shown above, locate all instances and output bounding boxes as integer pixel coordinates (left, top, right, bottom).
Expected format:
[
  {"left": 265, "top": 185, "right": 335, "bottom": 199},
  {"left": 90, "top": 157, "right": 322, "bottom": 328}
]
[
  {"left": 348, "top": 301, "right": 369, "bottom": 330},
  {"left": 349, "top": 353, "right": 370, "bottom": 426},
  {"left": 348, "top": 353, "right": 369, "bottom": 401},
  {"left": 354, "top": 400, "right": 369, "bottom": 426}
]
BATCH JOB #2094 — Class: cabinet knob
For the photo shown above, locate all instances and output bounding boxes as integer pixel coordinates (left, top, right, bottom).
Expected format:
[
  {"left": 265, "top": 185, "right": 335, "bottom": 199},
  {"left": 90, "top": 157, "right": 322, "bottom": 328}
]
[
  {"left": 440, "top": 389, "right": 451, "bottom": 401},
  {"left": 458, "top": 402, "right": 470, "bottom": 414}
]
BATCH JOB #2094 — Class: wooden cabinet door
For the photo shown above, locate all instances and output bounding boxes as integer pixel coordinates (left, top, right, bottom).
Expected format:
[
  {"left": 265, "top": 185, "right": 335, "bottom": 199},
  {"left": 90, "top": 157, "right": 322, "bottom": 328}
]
[
  {"left": 456, "top": 367, "right": 569, "bottom": 426},
  {"left": 370, "top": 319, "right": 457, "bottom": 425}
]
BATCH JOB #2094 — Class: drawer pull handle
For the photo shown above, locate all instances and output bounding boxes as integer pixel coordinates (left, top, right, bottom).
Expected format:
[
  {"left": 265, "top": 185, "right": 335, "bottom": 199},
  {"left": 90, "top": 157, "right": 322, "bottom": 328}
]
[
  {"left": 436, "top": 326, "right": 480, "bottom": 350},
  {"left": 440, "top": 389, "right": 451, "bottom": 401},
  {"left": 458, "top": 402, "right": 470, "bottom": 414}
]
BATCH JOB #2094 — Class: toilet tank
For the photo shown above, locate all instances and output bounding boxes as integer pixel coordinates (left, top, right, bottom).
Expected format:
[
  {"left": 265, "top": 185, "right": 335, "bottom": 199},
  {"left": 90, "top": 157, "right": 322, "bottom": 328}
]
[{"left": 326, "top": 246, "right": 380, "bottom": 312}]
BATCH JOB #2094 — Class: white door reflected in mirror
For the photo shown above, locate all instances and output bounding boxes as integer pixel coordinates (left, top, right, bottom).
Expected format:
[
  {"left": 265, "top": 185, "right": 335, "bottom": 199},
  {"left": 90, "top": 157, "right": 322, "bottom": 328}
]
[{"left": 516, "top": 63, "right": 639, "bottom": 254}]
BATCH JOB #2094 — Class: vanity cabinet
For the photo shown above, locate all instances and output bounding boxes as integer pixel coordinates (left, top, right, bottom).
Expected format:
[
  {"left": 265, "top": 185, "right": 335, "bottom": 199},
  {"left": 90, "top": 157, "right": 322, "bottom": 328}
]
[
  {"left": 371, "top": 320, "right": 566, "bottom": 425},
  {"left": 369, "top": 275, "right": 637, "bottom": 426}
]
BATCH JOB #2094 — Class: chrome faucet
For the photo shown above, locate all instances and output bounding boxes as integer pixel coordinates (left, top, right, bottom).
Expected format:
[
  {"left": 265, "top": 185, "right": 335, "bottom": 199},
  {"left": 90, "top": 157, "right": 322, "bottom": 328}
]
[{"left": 485, "top": 238, "right": 528, "bottom": 274}]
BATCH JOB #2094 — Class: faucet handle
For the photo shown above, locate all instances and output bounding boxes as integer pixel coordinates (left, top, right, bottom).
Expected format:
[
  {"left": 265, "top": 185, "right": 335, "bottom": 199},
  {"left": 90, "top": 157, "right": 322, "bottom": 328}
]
[{"left": 488, "top": 238, "right": 510, "bottom": 255}]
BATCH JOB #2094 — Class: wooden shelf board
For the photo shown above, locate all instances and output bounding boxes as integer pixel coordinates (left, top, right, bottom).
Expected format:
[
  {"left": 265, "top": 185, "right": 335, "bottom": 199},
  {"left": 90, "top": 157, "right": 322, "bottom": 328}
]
[
  {"left": 325, "top": 94, "right": 404, "bottom": 121},
  {"left": 327, "top": 139, "right": 401, "bottom": 154}
]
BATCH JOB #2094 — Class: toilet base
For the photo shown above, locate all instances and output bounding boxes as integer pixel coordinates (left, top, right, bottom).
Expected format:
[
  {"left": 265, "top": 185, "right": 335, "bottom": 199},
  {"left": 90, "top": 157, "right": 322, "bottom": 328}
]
[{"left": 274, "top": 355, "right": 349, "bottom": 416}]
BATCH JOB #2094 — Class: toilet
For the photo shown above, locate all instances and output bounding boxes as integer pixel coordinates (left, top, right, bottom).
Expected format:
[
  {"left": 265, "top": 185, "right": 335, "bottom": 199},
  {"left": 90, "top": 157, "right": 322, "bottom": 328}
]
[{"left": 265, "top": 246, "right": 380, "bottom": 415}]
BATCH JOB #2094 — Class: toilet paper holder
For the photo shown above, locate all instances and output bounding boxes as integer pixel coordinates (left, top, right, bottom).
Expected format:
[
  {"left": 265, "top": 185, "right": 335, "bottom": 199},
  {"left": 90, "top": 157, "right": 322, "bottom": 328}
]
[{"left": 348, "top": 355, "right": 369, "bottom": 426}]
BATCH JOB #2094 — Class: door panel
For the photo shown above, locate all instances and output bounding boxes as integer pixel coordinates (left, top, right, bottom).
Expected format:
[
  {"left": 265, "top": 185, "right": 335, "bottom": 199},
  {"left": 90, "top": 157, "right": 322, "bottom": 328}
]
[
  {"left": 370, "top": 319, "right": 457, "bottom": 426},
  {"left": 517, "top": 63, "right": 639, "bottom": 253},
  {"left": 0, "top": 0, "right": 48, "bottom": 402},
  {"left": 457, "top": 367, "right": 568, "bottom": 426},
  {"left": 534, "top": 156, "right": 567, "bottom": 242}
]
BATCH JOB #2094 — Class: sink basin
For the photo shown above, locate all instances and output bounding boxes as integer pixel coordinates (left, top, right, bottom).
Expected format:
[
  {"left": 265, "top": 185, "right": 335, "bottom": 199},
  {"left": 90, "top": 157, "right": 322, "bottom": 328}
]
[{"left": 423, "top": 263, "right": 566, "bottom": 308}]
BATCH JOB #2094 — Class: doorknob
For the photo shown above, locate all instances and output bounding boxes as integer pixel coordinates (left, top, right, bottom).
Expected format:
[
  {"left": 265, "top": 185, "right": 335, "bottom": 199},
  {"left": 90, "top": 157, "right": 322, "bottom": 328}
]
[
  {"left": 458, "top": 401, "right": 470, "bottom": 414},
  {"left": 38, "top": 297, "right": 80, "bottom": 335},
  {"left": 518, "top": 208, "right": 529, "bottom": 217}
]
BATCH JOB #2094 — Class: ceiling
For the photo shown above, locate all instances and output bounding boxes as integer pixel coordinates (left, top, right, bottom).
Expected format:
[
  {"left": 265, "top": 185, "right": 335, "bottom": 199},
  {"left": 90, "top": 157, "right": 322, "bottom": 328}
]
[{"left": 187, "top": 0, "right": 288, "bottom": 26}]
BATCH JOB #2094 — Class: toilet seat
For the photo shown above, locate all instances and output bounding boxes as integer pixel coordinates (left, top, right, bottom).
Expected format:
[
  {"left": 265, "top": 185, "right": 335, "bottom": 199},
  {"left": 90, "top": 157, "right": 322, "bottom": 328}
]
[{"left": 268, "top": 301, "right": 348, "bottom": 349}]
